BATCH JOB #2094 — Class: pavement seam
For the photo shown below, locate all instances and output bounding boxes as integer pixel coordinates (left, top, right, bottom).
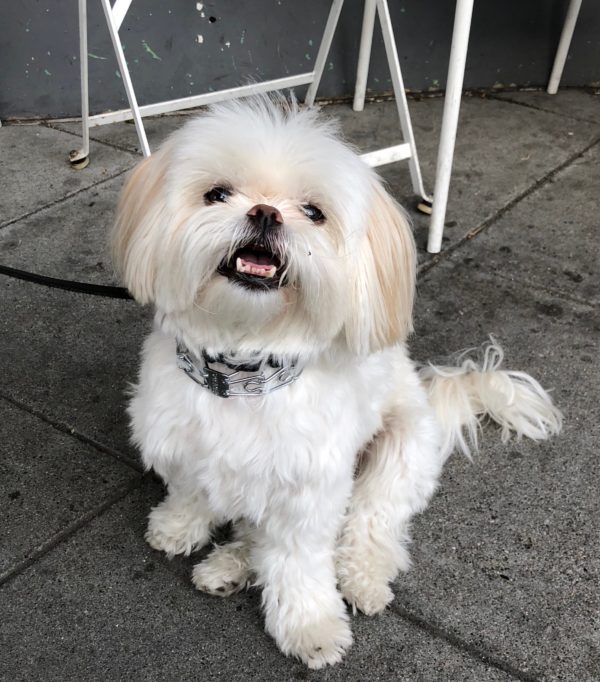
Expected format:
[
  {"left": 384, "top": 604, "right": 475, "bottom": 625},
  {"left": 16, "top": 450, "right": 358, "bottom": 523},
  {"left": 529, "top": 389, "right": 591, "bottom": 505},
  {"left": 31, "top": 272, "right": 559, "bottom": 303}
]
[
  {"left": 417, "top": 133, "right": 600, "bottom": 280},
  {"left": 0, "top": 392, "right": 143, "bottom": 474},
  {"left": 0, "top": 164, "right": 135, "bottom": 232},
  {"left": 391, "top": 603, "right": 541, "bottom": 682},
  {"left": 43, "top": 120, "right": 144, "bottom": 157},
  {"left": 489, "top": 93, "right": 600, "bottom": 126},
  {"left": 0, "top": 478, "right": 144, "bottom": 588}
]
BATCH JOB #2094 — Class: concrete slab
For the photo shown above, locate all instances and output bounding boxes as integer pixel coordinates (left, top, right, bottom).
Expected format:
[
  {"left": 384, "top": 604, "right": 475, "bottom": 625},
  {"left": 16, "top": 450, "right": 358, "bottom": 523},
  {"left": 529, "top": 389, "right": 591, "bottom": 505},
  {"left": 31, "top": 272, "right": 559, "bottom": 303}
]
[
  {"left": 402, "top": 260, "right": 600, "bottom": 682},
  {"left": 0, "top": 124, "right": 137, "bottom": 228},
  {"left": 0, "top": 480, "right": 514, "bottom": 682},
  {"left": 0, "top": 398, "right": 139, "bottom": 579},
  {"left": 0, "top": 279, "right": 151, "bottom": 462},
  {"left": 495, "top": 89, "right": 600, "bottom": 125},
  {"left": 0, "top": 175, "right": 124, "bottom": 286},
  {"left": 445, "top": 144, "right": 600, "bottom": 305}
]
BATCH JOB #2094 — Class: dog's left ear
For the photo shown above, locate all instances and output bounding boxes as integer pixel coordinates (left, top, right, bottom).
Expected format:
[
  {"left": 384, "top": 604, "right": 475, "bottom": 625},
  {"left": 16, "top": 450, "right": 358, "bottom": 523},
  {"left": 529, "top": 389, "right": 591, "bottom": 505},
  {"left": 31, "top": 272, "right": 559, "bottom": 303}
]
[
  {"left": 344, "top": 180, "right": 416, "bottom": 355},
  {"left": 111, "top": 149, "right": 169, "bottom": 305}
]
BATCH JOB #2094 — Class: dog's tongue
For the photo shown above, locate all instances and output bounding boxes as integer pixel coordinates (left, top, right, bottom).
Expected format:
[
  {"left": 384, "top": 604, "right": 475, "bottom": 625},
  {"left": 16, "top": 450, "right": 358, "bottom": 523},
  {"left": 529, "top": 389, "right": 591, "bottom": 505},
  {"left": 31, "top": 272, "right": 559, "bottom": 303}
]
[{"left": 236, "top": 250, "right": 277, "bottom": 278}]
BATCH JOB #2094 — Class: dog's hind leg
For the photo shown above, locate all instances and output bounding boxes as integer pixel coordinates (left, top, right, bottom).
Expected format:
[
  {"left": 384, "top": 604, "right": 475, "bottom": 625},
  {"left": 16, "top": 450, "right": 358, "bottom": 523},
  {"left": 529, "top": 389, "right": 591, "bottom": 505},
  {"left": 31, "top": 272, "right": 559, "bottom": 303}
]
[
  {"left": 192, "top": 520, "right": 254, "bottom": 596},
  {"left": 336, "top": 397, "right": 442, "bottom": 616}
]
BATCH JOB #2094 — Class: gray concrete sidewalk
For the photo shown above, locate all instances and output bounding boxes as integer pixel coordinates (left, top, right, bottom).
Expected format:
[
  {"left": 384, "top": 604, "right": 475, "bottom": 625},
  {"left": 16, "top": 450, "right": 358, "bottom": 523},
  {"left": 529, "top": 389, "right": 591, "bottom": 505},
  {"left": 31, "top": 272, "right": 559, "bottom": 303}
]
[{"left": 1, "top": 90, "right": 598, "bottom": 682}]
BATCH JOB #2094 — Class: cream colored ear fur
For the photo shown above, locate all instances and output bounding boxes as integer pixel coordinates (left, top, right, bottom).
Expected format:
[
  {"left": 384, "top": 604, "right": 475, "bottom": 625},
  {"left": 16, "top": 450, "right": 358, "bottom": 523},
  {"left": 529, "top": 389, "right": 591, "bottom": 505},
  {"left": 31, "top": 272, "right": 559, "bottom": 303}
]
[
  {"left": 111, "top": 149, "right": 170, "bottom": 304},
  {"left": 345, "top": 181, "right": 416, "bottom": 354}
]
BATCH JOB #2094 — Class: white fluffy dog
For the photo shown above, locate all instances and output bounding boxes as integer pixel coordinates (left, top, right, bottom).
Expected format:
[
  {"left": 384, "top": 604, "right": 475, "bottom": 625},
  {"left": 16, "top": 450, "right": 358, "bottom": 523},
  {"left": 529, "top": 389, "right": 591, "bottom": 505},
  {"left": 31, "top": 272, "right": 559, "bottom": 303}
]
[{"left": 112, "top": 96, "right": 561, "bottom": 668}]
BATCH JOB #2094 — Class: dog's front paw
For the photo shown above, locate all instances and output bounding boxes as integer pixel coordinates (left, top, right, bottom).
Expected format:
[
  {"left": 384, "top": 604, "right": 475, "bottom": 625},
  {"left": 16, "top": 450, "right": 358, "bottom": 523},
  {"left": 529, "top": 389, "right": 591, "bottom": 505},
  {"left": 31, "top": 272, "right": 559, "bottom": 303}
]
[
  {"left": 336, "top": 530, "right": 408, "bottom": 615},
  {"left": 338, "top": 569, "right": 394, "bottom": 616},
  {"left": 192, "top": 541, "right": 251, "bottom": 596},
  {"left": 271, "top": 612, "right": 352, "bottom": 669},
  {"left": 145, "top": 500, "right": 210, "bottom": 558}
]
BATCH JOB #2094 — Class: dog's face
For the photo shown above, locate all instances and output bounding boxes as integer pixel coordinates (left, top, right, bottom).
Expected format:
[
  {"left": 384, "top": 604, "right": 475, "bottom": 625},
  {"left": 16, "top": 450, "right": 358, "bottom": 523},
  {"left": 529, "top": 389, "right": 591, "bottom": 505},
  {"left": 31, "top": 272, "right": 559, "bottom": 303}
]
[{"left": 112, "top": 97, "right": 416, "bottom": 356}]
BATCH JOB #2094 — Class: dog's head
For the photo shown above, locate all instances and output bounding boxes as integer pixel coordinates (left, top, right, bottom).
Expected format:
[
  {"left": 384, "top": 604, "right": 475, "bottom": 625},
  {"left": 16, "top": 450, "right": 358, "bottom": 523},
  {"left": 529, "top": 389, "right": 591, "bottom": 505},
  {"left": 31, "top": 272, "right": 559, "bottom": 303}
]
[{"left": 112, "top": 96, "right": 416, "bottom": 356}]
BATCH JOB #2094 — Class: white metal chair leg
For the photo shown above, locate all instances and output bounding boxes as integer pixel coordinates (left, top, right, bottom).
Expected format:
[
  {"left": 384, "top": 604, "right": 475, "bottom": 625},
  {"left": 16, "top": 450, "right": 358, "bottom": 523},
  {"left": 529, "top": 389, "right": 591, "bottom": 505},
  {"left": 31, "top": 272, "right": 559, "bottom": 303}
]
[
  {"left": 427, "top": 0, "right": 474, "bottom": 254},
  {"left": 69, "top": 0, "right": 90, "bottom": 169},
  {"left": 353, "top": 0, "right": 377, "bottom": 112},
  {"left": 547, "top": 0, "right": 582, "bottom": 94},
  {"left": 305, "top": 0, "right": 345, "bottom": 106},
  {"left": 100, "top": 0, "right": 150, "bottom": 156},
  {"left": 376, "top": 0, "right": 429, "bottom": 201}
]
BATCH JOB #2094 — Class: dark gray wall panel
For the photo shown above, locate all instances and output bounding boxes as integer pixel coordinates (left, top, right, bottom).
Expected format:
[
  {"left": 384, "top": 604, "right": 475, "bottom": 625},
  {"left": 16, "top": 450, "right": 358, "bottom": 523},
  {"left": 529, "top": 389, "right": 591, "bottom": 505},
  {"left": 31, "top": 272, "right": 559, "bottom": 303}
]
[{"left": 2, "top": 0, "right": 599, "bottom": 119}]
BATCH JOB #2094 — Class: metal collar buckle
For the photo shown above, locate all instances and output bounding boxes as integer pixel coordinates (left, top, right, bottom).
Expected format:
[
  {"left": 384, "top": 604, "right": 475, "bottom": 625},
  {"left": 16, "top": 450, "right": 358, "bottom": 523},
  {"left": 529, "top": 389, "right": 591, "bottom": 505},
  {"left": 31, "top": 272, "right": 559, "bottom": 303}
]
[{"left": 175, "top": 342, "right": 302, "bottom": 398}]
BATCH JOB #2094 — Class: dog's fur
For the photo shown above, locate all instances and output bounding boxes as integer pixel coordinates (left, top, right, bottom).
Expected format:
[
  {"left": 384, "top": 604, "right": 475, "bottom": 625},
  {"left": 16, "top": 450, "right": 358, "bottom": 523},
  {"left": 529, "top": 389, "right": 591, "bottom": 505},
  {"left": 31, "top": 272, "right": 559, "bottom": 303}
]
[{"left": 113, "top": 96, "right": 562, "bottom": 668}]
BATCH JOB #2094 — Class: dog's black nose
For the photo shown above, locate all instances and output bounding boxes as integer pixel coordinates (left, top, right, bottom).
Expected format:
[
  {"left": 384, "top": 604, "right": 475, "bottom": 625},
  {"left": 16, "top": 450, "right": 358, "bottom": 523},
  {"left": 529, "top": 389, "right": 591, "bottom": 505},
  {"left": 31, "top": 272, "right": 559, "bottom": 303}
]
[{"left": 247, "top": 204, "right": 283, "bottom": 231}]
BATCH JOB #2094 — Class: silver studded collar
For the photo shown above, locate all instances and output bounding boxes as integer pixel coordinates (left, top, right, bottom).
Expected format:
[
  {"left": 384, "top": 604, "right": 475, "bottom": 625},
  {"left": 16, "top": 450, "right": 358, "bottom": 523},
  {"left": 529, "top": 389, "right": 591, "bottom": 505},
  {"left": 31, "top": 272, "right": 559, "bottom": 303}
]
[{"left": 175, "top": 341, "right": 303, "bottom": 398}]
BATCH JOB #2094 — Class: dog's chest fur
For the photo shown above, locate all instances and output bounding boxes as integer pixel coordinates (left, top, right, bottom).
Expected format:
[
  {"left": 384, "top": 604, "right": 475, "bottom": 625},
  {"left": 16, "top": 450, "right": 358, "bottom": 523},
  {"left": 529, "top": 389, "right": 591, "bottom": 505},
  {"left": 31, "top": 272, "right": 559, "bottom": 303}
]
[{"left": 130, "top": 330, "right": 404, "bottom": 523}]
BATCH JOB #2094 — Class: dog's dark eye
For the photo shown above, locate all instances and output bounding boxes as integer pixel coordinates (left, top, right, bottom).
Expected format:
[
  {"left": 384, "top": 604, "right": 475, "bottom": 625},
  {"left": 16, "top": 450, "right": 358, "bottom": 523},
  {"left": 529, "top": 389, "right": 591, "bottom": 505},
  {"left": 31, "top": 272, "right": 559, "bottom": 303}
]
[
  {"left": 301, "top": 204, "right": 325, "bottom": 222},
  {"left": 204, "top": 186, "right": 231, "bottom": 204}
]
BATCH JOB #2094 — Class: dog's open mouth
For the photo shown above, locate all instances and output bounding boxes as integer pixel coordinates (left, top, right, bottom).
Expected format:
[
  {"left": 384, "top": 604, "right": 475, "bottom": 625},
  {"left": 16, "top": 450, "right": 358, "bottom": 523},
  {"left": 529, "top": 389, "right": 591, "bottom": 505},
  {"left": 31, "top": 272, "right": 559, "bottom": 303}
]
[{"left": 218, "top": 242, "right": 284, "bottom": 290}]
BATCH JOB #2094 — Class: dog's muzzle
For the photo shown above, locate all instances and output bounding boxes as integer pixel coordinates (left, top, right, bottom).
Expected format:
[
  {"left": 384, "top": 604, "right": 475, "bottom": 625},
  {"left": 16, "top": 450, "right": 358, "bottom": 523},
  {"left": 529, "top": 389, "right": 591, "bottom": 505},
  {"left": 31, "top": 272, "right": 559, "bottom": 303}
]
[{"left": 217, "top": 207, "right": 287, "bottom": 290}]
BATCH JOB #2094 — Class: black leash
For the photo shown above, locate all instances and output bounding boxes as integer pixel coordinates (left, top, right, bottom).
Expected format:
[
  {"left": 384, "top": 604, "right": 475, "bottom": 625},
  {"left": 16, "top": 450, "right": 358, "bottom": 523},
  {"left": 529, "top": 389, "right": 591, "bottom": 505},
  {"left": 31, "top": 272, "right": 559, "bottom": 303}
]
[{"left": 0, "top": 263, "right": 133, "bottom": 300}]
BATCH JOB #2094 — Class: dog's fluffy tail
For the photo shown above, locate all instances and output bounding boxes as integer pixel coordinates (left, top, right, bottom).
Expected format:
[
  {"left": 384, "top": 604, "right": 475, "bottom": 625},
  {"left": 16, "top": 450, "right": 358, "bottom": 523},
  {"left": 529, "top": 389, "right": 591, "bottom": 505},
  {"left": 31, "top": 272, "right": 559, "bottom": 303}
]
[{"left": 419, "top": 339, "right": 562, "bottom": 461}]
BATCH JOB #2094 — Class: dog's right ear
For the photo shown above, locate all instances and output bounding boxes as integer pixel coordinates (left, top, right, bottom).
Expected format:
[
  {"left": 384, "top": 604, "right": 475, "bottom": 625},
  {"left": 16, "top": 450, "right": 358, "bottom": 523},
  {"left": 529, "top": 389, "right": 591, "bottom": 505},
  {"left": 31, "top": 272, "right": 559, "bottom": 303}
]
[
  {"left": 111, "top": 148, "right": 170, "bottom": 304},
  {"left": 343, "top": 179, "right": 416, "bottom": 355}
]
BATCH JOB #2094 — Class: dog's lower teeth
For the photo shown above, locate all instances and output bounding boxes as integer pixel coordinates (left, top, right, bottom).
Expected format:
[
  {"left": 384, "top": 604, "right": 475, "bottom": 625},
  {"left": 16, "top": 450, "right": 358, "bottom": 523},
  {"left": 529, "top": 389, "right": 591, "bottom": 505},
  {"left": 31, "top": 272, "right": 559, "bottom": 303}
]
[{"left": 235, "top": 257, "right": 276, "bottom": 278}]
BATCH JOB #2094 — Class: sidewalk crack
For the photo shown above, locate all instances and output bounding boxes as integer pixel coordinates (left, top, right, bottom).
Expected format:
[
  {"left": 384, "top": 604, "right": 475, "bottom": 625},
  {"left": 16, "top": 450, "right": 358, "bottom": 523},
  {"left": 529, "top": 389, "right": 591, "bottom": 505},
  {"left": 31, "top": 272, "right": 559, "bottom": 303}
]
[
  {"left": 0, "top": 392, "right": 143, "bottom": 473},
  {"left": 489, "top": 92, "right": 600, "bottom": 126},
  {"left": 418, "top": 133, "right": 600, "bottom": 279},
  {"left": 0, "top": 478, "right": 144, "bottom": 588},
  {"left": 0, "top": 164, "right": 135, "bottom": 232},
  {"left": 43, "top": 120, "right": 144, "bottom": 156},
  {"left": 392, "top": 603, "right": 542, "bottom": 682}
]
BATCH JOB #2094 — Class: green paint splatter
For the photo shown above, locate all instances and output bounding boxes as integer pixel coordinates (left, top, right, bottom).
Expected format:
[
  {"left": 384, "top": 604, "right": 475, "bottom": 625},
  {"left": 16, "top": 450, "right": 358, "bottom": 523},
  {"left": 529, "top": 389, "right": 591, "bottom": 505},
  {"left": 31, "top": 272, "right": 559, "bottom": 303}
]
[
  {"left": 432, "top": 79, "right": 440, "bottom": 87},
  {"left": 141, "top": 40, "right": 162, "bottom": 61},
  {"left": 44, "top": 69, "right": 52, "bottom": 76},
  {"left": 88, "top": 52, "right": 107, "bottom": 60},
  {"left": 328, "top": 62, "right": 334, "bottom": 71},
  {"left": 305, "top": 53, "right": 311, "bottom": 61},
  {"left": 308, "top": 39, "right": 313, "bottom": 47},
  {"left": 115, "top": 70, "right": 121, "bottom": 79}
]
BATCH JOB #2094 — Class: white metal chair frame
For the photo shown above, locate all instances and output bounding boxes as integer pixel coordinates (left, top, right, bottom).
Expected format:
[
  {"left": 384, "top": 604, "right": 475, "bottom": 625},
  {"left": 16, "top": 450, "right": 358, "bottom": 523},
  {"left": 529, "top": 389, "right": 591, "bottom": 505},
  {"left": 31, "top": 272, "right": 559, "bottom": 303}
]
[
  {"left": 71, "top": 0, "right": 429, "bottom": 201},
  {"left": 71, "top": 0, "right": 583, "bottom": 254}
]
